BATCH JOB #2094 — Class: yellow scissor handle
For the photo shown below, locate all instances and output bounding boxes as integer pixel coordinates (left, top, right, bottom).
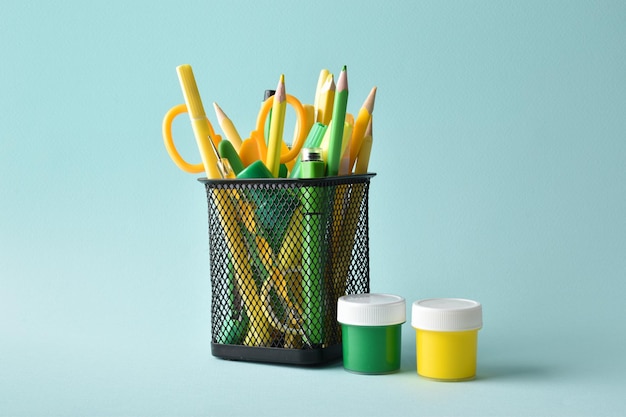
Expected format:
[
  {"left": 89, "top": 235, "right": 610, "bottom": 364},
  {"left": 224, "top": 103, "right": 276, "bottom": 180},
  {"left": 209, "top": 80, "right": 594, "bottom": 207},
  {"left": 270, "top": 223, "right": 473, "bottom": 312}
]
[
  {"left": 252, "top": 94, "right": 308, "bottom": 164},
  {"left": 162, "top": 103, "right": 222, "bottom": 174}
]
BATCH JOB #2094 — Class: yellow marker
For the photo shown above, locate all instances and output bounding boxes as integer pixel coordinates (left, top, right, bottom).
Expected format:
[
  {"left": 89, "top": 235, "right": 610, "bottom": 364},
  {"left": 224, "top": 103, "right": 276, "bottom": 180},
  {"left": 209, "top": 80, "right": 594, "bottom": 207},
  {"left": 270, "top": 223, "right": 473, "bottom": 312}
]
[
  {"left": 213, "top": 102, "right": 243, "bottom": 152},
  {"left": 354, "top": 118, "right": 373, "bottom": 174},
  {"left": 265, "top": 75, "right": 287, "bottom": 177},
  {"left": 175, "top": 64, "right": 221, "bottom": 179},
  {"left": 412, "top": 299, "right": 483, "bottom": 381}
]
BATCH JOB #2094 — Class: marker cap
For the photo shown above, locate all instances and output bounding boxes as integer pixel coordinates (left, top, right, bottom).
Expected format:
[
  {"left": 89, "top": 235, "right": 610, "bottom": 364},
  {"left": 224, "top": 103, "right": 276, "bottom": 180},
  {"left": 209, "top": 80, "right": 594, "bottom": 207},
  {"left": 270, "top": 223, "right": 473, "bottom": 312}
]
[{"left": 301, "top": 147, "right": 323, "bottom": 162}]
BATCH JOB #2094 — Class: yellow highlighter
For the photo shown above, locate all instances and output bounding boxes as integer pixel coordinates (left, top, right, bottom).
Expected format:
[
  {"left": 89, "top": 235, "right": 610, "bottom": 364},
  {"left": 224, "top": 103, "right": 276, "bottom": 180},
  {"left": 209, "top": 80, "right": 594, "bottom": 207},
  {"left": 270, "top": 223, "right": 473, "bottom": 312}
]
[{"left": 176, "top": 64, "right": 221, "bottom": 179}]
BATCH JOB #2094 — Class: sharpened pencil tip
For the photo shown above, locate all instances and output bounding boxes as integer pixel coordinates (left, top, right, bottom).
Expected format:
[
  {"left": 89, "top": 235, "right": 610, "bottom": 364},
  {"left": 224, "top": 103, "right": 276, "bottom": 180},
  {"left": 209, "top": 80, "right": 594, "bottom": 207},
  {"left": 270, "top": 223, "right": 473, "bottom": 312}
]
[
  {"left": 212, "top": 102, "right": 225, "bottom": 120},
  {"left": 364, "top": 87, "right": 377, "bottom": 113}
]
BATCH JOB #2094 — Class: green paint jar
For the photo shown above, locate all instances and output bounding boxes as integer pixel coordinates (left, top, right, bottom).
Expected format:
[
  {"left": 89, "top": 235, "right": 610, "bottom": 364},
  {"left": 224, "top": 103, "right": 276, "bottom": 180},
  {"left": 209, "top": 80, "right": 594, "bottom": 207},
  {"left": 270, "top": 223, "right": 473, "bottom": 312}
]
[{"left": 337, "top": 294, "right": 406, "bottom": 374}]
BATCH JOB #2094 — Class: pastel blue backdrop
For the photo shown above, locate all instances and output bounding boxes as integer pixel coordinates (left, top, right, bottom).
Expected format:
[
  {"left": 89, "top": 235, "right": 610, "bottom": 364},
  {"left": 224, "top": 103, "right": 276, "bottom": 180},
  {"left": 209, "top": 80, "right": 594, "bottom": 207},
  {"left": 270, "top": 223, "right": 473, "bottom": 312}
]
[{"left": 1, "top": 1, "right": 625, "bottom": 416}]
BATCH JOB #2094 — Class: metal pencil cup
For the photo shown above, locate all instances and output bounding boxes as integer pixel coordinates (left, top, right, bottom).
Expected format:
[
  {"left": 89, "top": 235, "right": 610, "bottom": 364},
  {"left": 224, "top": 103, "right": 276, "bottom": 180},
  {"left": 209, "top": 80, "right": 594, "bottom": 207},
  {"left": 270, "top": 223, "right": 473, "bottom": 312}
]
[{"left": 200, "top": 174, "right": 375, "bottom": 365}]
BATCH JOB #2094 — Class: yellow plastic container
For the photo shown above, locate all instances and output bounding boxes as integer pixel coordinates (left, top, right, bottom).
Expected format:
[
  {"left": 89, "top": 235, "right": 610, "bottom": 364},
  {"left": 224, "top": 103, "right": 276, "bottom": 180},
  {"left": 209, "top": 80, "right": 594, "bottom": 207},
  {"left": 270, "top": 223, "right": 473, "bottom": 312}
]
[{"left": 411, "top": 298, "right": 482, "bottom": 381}]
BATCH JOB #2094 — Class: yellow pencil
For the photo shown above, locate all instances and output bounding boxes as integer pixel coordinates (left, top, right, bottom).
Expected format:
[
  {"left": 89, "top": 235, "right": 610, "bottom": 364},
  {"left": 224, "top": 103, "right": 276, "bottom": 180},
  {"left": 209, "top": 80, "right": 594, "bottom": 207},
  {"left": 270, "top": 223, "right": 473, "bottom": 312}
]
[
  {"left": 313, "top": 68, "right": 329, "bottom": 118},
  {"left": 338, "top": 121, "right": 355, "bottom": 176},
  {"left": 348, "top": 86, "right": 377, "bottom": 171},
  {"left": 266, "top": 74, "right": 287, "bottom": 177},
  {"left": 317, "top": 73, "right": 335, "bottom": 125},
  {"left": 213, "top": 102, "right": 243, "bottom": 152},
  {"left": 354, "top": 118, "right": 373, "bottom": 174}
]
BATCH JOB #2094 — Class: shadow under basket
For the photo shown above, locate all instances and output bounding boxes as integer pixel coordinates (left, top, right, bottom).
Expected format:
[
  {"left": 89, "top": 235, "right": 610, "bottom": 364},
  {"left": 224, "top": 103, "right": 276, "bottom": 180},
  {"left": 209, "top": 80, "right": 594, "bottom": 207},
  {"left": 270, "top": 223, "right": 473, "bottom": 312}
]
[{"left": 199, "top": 174, "right": 375, "bottom": 365}]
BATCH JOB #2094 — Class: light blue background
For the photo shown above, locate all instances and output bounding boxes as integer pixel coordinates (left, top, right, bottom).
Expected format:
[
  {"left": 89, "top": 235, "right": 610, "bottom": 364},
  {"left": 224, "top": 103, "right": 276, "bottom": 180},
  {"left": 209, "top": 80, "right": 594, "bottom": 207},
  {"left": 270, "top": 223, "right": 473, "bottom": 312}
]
[{"left": 1, "top": 1, "right": 625, "bottom": 416}]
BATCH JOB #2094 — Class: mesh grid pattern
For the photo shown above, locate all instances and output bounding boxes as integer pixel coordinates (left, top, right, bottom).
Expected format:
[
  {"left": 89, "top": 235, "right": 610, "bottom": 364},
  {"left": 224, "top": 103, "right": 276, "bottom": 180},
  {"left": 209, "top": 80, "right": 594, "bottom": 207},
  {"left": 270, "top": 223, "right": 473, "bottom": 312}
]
[{"left": 204, "top": 176, "right": 372, "bottom": 353}]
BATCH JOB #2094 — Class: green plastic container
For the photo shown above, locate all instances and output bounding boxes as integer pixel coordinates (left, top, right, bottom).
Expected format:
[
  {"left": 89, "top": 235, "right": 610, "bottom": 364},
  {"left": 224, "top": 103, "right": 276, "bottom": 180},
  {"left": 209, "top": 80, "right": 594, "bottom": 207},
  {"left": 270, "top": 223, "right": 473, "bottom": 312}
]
[{"left": 337, "top": 294, "right": 406, "bottom": 374}]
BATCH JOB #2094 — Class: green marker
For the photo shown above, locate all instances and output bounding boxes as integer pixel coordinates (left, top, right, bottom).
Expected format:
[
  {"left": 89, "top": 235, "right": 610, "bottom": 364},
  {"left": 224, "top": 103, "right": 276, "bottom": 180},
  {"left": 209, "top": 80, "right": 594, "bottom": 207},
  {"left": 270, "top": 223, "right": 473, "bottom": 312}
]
[
  {"left": 289, "top": 122, "right": 328, "bottom": 179},
  {"left": 300, "top": 148, "right": 326, "bottom": 345}
]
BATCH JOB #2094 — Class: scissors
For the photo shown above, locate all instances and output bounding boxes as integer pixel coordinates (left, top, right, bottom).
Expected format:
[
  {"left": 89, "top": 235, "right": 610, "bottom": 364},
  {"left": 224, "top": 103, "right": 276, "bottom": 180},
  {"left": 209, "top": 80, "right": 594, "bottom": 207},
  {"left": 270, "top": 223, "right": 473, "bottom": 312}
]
[
  {"left": 238, "top": 200, "right": 311, "bottom": 346},
  {"left": 162, "top": 64, "right": 231, "bottom": 179},
  {"left": 165, "top": 95, "right": 311, "bottom": 178},
  {"left": 162, "top": 102, "right": 225, "bottom": 175},
  {"left": 238, "top": 93, "right": 311, "bottom": 171}
]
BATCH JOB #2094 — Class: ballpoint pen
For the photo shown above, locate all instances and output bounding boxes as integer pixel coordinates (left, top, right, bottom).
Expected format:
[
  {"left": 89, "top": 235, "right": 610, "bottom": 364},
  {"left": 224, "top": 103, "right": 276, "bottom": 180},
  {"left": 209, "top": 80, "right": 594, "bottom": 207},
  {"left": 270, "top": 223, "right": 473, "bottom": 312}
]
[{"left": 208, "top": 135, "right": 235, "bottom": 178}]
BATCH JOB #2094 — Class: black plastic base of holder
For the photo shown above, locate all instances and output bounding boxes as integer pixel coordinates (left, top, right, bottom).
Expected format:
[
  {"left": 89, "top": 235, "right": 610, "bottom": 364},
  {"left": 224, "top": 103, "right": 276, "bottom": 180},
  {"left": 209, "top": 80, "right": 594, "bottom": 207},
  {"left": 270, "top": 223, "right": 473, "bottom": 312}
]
[{"left": 211, "top": 343, "right": 343, "bottom": 366}]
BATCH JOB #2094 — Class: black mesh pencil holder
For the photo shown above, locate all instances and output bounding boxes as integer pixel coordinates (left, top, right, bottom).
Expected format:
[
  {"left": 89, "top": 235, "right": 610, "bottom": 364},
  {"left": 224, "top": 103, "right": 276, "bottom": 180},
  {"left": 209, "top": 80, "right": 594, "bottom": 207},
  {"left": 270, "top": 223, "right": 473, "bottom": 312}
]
[{"left": 200, "top": 174, "right": 375, "bottom": 365}]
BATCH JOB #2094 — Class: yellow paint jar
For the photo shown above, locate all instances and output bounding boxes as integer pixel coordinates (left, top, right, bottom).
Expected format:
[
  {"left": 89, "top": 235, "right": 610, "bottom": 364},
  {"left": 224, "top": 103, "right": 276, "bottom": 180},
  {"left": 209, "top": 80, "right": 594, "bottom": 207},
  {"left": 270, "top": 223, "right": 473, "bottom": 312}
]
[{"left": 411, "top": 298, "right": 483, "bottom": 381}]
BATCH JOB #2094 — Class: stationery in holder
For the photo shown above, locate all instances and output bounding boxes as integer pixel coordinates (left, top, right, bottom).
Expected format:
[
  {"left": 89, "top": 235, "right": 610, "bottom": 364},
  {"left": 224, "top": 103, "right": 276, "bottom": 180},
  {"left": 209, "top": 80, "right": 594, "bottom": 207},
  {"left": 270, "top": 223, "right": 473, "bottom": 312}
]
[{"left": 200, "top": 174, "right": 375, "bottom": 365}]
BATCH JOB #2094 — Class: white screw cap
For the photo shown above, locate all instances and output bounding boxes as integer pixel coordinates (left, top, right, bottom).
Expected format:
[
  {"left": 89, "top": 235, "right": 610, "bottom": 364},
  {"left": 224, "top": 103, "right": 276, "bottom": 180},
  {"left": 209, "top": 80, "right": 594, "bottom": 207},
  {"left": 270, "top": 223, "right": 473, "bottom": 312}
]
[
  {"left": 412, "top": 298, "right": 482, "bottom": 331},
  {"left": 337, "top": 294, "right": 406, "bottom": 326}
]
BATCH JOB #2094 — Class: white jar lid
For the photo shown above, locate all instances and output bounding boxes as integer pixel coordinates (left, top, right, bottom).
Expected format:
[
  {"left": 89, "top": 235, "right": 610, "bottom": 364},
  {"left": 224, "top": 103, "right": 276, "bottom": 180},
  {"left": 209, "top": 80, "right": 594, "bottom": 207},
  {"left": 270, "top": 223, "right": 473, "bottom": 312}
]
[
  {"left": 337, "top": 293, "right": 406, "bottom": 326},
  {"left": 411, "top": 298, "right": 482, "bottom": 331}
]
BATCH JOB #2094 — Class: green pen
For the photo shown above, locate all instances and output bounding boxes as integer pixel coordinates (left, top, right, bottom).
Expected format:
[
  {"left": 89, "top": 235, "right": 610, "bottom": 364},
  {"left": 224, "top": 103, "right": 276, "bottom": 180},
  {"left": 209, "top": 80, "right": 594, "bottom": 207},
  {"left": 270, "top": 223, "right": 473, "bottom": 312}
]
[{"left": 300, "top": 147, "right": 326, "bottom": 345}]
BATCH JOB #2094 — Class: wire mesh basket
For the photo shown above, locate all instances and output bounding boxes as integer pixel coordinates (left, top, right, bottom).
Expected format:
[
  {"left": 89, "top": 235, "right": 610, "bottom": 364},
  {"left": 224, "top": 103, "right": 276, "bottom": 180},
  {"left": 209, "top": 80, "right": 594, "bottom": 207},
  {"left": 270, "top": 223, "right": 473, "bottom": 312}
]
[{"left": 200, "top": 174, "right": 375, "bottom": 365}]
